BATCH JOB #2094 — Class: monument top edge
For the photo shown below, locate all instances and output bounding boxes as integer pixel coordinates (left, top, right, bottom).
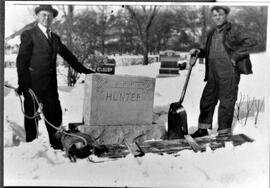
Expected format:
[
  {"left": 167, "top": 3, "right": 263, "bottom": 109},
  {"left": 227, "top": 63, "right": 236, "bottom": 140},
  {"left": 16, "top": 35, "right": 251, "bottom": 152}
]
[{"left": 86, "top": 73, "right": 156, "bottom": 80}]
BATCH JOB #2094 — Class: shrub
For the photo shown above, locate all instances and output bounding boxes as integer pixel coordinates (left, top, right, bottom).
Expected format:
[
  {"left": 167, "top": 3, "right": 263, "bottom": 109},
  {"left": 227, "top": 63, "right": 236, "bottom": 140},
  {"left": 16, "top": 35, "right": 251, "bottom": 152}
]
[{"left": 234, "top": 93, "right": 265, "bottom": 125}]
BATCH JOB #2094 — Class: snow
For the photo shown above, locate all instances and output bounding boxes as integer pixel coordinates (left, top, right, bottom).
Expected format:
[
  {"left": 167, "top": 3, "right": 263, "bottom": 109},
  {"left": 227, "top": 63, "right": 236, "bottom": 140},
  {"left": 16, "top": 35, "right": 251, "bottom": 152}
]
[{"left": 4, "top": 50, "right": 269, "bottom": 187}]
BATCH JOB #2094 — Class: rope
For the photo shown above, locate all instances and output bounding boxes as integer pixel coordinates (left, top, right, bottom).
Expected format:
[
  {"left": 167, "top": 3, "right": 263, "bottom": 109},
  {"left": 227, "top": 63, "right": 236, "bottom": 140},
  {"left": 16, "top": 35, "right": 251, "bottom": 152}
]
[
  {"left": 5, "top": 84, "right": 88, "bottom": 146},
  {"left": 27, "top": 89, "right": 88, "bottom": 146},
  {"left": 16, "top": 89, "right": 40, "bottom": 138},
  {"left": 17, "top": 92, "right": 41, "bottom": 120}
]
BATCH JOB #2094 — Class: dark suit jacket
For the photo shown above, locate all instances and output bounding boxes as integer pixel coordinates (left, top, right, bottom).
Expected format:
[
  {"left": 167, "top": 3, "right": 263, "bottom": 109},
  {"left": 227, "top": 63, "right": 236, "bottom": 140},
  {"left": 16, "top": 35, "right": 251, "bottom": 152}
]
[
  {"left": 16, "top": 25, "right": 91, "bottom": 91},
  {"left": 198, "top": 22, "right": 257, "bottom": 81}
]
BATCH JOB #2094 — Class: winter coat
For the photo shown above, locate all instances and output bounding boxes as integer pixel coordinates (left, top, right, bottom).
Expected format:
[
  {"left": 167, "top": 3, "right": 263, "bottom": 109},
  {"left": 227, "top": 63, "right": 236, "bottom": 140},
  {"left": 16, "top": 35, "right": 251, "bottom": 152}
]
[
  {"left": 198, "top": 22, "right": 257, "bottom": 81},
  {"left": 16, "top": 25, "right": 91, "bottom": 91}
]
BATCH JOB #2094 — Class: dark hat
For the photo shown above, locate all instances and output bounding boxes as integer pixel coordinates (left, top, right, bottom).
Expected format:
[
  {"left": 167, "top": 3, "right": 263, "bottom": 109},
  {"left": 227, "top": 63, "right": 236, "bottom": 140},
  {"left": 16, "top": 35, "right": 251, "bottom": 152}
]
[
  {"left": 210, "top": 6, "right": 230, "bottom": 14},
  {"left": 35, "top": 5, "right": 58, "bottom": 17}
]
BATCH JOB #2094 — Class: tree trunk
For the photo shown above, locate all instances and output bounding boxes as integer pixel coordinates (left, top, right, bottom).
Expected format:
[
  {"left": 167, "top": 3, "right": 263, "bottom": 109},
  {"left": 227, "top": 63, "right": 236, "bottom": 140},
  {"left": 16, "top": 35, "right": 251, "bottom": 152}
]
[
  {"left": 199, "top": 6, "right": 207, "bottom": 64},
  {"left": 101, "top": 20, "right": 106, "bottom": 55},
  {"left": 66, "top": 5, "right": 78, "bottom": 86},
  {"left": 125, "top": 5, "right": 158, "bottom": 65},
  {"left": 143, "top": 48, "right": 149, "bottom": 65},
  {"left": 143, "top": 34, "right": 149, "bottom": 65}
]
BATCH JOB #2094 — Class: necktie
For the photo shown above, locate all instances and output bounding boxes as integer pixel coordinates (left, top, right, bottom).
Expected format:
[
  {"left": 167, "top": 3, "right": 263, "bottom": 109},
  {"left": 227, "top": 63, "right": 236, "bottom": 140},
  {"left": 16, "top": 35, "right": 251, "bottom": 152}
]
[{"left": 46, "top": 29, "right": 52, "bottom": 44}]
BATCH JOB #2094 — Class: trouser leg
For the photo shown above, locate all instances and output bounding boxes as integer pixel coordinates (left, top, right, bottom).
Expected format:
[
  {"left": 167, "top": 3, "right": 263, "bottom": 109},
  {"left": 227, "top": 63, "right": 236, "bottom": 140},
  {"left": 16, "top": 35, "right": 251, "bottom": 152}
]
[
  {"left": 217, "top": 73, "right": 240, "bottom": 133},
  {"left": 37, "top": 90, "right": 62, "bottom": 147},
  {"left": 198, "top": 75, "right": 219, "bottom": 129},
  {"left": 23, "top": 91, "right": 39, "bottom": 142}
]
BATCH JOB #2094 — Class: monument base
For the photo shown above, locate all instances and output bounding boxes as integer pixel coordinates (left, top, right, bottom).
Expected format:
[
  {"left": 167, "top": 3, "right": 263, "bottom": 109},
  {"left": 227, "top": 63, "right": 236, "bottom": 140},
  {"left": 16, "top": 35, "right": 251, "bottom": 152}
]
[{"left": 76, "top": 123, "right": 166, "bottom": 145}]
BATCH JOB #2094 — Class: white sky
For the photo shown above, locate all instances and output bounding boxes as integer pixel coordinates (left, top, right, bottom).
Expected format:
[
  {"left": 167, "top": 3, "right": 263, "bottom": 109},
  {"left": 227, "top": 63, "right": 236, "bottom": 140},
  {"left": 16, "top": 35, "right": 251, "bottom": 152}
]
[
  {"left": 5, "top": 1, "right": 124, "bottom": 40},
  {"left": 5, "top": 3, "right": 34, "bottom": 37}
]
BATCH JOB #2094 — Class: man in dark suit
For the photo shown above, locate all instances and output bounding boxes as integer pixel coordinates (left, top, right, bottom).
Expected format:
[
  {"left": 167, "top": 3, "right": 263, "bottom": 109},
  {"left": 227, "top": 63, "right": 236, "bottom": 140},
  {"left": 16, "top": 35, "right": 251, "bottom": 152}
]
[{"left": 16, "top": 5, "right": 95, "bottom": 149}]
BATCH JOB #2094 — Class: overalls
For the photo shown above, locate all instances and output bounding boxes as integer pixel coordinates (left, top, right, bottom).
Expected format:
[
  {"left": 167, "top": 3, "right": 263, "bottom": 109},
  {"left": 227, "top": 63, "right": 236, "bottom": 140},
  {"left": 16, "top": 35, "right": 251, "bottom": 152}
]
[{"left": 198, "top": 27, "right": 240, "bottom": 134}]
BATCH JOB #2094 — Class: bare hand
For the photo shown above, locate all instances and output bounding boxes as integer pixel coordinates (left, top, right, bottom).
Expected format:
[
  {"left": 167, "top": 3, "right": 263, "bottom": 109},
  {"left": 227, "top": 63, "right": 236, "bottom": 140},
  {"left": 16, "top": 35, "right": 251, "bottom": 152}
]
[
  {"left": 189, "top": 48, "right": 200, "bottom": 56},
  {"left": 189, "top": 49, "right": 200, "bottom": 66}
]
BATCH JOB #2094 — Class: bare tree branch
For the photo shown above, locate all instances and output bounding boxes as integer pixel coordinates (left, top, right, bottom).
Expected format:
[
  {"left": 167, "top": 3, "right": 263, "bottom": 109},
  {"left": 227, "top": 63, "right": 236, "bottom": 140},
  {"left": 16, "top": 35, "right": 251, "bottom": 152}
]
[
  {"left": 125, "top": 5, "right": 143, "bottom": 37},
  {"left": 244, "top": 96, "right": 255, "bottom": 125},
  {"left": 254, "top": 98, "right": 264, "bottom": 125},
  {"left": 234, "top": 92, "right": 245, "bottom": 121},
  {"left": 145, "top": 6, "right": 158, "bottom": 32}
]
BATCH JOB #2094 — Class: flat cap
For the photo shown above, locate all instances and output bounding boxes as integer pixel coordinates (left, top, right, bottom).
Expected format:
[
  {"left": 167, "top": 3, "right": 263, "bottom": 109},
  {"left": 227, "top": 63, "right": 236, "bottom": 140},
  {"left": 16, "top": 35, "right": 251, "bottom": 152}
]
[{"left": 210, "top": 6, "right": 230, "bottom": 14}]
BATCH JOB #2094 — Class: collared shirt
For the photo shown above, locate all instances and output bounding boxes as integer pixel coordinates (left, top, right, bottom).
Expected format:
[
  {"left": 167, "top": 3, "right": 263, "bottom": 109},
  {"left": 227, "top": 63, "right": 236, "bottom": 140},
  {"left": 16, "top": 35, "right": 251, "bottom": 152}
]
[
  {"left": 208, "top": 24, "right": 234, "bottom": 77},
  {"left": 209, "top": 22, "right": 229, "bottom": 58},
  {"left": 38, "top": 23, "right": 51, "bottom": 39}
]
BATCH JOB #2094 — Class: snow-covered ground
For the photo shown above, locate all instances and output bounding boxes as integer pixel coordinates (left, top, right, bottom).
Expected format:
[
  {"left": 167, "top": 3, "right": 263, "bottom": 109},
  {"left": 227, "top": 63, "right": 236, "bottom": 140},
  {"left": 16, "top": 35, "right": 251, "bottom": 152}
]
[{"left": 3, "top": 51, "right": 269, "bottom": 187}]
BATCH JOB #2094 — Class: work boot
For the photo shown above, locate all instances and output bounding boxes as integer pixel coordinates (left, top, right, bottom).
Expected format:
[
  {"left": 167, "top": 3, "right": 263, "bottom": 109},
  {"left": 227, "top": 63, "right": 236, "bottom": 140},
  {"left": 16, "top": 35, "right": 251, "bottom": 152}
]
[{"left": 190, "top": 128, "right": 208, "bottom": 138}]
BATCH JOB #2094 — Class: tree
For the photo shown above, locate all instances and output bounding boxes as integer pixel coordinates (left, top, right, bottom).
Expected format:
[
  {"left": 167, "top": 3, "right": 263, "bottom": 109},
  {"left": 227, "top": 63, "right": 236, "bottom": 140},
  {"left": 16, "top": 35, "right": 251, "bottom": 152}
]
[
  {"left": 150, "top": 8, "right": 175, "bottom": 52},
  {"left": 66, "top": 6, "right": 78, "bottom": 86},
  {"left": 56, "top": 5, "right": 79, "bottom": 86},
  {"left": 96, "top": 6, "right": 115, "bottom": 55},
  {"left": 172, "top": 6, "right": 203, "bottom": 50},
  {"left": 125, "top": 5, "right": 159, "bottom": 65},
  {"left": 231, "top": 6, "right": 267, "bottom": 52},
  {"left": 72, "top": 8, "right": 99, "bottom": 61},
  {"left": 199, "top": 6, "right": 209, "bottom": 47},
  {"left": 106, "top": 9, "right": 136, "bottom": 55},
  {"left": 55, "top": 6, "right": 99, "bottom": 86}
]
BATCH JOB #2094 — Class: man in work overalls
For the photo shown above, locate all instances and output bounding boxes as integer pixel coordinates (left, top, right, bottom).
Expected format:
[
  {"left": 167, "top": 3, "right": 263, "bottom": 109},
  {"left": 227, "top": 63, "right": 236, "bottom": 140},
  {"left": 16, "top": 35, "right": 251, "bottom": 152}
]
[{"left": 189, "top": 6, "right": 257, "bottom": 138}]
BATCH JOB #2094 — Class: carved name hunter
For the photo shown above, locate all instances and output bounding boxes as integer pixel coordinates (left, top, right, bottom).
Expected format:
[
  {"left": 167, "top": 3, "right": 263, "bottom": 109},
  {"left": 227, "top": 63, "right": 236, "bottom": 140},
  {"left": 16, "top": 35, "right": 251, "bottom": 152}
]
[
  {"left": 83, "top": 74, "right": 156, "bottom": 126},
  {"left": 105, "top": 91, "right": 141, "bottom": 102}
]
